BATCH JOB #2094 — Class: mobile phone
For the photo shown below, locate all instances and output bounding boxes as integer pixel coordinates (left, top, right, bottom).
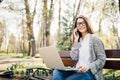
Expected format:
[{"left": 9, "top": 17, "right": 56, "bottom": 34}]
[{"left": 75, "top": 30, "right": 79, "bottom": 36}]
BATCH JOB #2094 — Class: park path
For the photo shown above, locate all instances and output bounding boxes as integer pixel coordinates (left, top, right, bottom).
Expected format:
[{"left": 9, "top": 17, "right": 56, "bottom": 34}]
[{"left": 0, "top": 56, "right": 42, "bottom": 71}]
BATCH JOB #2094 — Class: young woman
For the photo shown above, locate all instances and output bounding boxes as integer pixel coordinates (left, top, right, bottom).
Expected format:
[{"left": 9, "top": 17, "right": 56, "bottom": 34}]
[{"left": 53, "top": 15, "right": 106, "bottom": 80}]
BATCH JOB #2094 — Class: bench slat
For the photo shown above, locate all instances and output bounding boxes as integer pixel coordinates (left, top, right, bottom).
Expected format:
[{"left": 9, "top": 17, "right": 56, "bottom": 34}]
[
  {"left": 62, "top": 59, "right": 76, "bottom": 67},
  {"left": 105, "top": 49, "right": 120, "bottom": 58},
  {"left": 104, "top": 60, "right": 120, "bottom": 69}
]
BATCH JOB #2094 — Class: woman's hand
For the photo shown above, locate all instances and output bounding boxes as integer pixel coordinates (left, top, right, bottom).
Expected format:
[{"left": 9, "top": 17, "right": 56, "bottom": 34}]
[
  {"left": 73, "top": 28, "right": 79, "bottom": 42},
  {"left": 77, "top": 65, "right": 90, "bottom": 73}
]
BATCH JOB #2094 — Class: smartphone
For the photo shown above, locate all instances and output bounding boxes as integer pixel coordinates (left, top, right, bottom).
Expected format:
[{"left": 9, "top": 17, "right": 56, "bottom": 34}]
[{"left": 75, "top": 30, "right": 79, "bottom": 36}]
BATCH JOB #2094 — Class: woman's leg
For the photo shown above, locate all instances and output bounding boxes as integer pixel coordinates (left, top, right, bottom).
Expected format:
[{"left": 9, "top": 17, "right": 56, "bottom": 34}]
[
  {"left": 65, "top": 70, "right": 95, "bottom": 80},
  {"left": 53, "top": 69, "right": 75, "bottom": 80}
]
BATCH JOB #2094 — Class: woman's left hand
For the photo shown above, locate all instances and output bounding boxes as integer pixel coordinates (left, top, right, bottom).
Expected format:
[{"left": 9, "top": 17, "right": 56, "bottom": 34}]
[{"left": 77, "top": 65, "right": 90, "bottom": 73}]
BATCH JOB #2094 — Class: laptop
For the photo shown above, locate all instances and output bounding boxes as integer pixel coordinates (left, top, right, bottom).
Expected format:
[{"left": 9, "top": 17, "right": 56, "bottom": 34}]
[{"left": 39, "top": 46, "right": 77, "bottom": 71}]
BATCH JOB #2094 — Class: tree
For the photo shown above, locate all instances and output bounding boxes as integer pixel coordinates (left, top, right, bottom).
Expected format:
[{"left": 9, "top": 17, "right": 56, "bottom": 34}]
[
  {"left": 99, "top": 0, "right": 120, "bottom": 49},
  {"left": 0, "top": 0, "right": 3, "bottom": 3},
  {"left": 24, "top": 0, "right": 37, "bottom": 56},
  {"left": 57, "top": 0, "right": 81, "bottom": 50},
  {"left": 21, "top": 17, "right": 29, "bottom": 54},
  {"left": 108, "top": 0, "right": 120, "bottom": 49},
  {"left": 39, "top": 0, "right": 54, "bottom": 47},
  {"left": 58, "top": 0, "right": 61, "bottom": 35},
  {"left": 46, "top": 0, "right": 54, "bottom": 46},
  {"left": 0, "top": 20, "right": 6, "bottom": 50}
]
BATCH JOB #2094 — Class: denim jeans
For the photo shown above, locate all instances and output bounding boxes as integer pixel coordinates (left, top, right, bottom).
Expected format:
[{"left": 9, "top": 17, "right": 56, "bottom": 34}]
[{"left": 53, "top": 69, "right": 95, "bottom": 80}]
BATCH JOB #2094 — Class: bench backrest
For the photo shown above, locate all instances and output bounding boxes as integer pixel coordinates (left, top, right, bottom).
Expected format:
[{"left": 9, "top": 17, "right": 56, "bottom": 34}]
[
  {"left": 104, "top": 49, "right": 120, "bottom": 69},
  {"left": 58, "top": 49, "right": 120, "bottom": 70}
]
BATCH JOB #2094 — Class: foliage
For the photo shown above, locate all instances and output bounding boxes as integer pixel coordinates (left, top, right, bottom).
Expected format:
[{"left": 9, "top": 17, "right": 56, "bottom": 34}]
[
  {"left": 57, "top": 33, "right": 72, "bottom": 51},
  {"left": 6, "top": 63, "right": 26, "bottom": 78},
  {"left": 101, "top": 0, "right": 120, "bottom": 49},
  {"left": 57, "top": 1, "right": 74, "bottom": 51},
  {"left": 103, "top": 69, "right": 120, "bottom": 80},
  {"left": 6, "top": 60, "right": 47, "bottom": 78},
  {"left": 6, "top": 63, "right": 120, "bottom": 79},
  {"left": 57, "top": 17, "right": 73, "bottom": 50}
]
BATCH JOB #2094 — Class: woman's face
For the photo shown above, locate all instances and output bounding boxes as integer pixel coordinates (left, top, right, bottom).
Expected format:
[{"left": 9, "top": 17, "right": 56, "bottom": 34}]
[{"left": 76, "top": 18, "right": 87, "bottom": 34}]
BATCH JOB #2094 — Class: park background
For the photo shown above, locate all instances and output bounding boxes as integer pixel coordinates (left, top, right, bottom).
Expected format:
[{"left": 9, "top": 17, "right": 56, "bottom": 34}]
[{"left": 0, "top": 0, "right": 120, "bottom": 79}]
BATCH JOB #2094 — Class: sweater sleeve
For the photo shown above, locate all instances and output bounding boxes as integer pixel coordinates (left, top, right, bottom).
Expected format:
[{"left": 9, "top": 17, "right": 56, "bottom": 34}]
[
  {"left": 89, "top": 37, "right": 106, "bottom": 74},
  {"left": 70, "top": 42, "right": 81, "bottom": 60}
]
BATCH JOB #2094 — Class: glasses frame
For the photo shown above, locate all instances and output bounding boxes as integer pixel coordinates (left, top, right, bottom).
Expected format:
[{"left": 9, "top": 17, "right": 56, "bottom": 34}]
[{"left": 76, "top": 21, "right": 86, "bottom": 27}]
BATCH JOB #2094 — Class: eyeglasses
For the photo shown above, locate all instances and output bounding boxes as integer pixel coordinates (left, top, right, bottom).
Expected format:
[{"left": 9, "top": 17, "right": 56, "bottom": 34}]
[{"left": 76, "top": 21, "right": 86, "bottom": 27}]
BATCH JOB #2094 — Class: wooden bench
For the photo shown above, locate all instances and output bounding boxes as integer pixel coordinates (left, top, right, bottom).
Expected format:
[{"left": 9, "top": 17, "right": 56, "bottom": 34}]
[
  {"left": 59, "top": 49, "right": 120, "bottom": 69},
  {"left": 26, "top": 49, "right": 120, "bottom": 80}
]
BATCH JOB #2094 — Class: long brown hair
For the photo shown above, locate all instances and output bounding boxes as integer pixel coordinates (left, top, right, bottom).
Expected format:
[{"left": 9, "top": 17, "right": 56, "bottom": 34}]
[{"left": 71, "top": 15, "right": 94, "bottom": 44}]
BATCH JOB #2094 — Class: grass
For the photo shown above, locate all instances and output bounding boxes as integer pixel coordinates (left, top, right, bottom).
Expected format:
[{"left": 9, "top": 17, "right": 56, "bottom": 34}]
[
  {"left": 6, "top": 61, "right": 47, "bottom": 78},
  {"left": 103, "top": 69, "right": 120, "bottom": 80},
  {"left": 0, "top": 53, "right": 30, "bottom": 59}
]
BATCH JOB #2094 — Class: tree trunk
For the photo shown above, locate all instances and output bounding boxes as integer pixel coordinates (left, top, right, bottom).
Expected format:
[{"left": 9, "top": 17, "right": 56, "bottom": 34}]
[
  {"left": 41, "top": 0, "right": 54, "bottom": 46},
  {"left": 41, "top": 0, "right": 47, "bottom": 47},
  {"left": 46, "top": 0, "right": 53, "bottom": 46},
  {"left": 24, "top": 0, "right": 37, "bottom": 56},
  {"left": 58, "top": 0, "right": 61, "bottom": 35},
  {"left": 73, "top": 0, "right": 81, "bottom": 26}
]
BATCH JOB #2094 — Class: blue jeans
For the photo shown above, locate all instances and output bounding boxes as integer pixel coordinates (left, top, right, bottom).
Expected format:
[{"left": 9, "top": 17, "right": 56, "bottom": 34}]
[{"left": 53, "top": 69, "right": 95, "bottom": 80}]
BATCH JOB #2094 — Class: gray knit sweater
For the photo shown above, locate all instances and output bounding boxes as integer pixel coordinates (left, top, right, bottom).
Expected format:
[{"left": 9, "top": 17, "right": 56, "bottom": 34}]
[{"left": 70, "top": 34, "right": 106, "bottom": 80}]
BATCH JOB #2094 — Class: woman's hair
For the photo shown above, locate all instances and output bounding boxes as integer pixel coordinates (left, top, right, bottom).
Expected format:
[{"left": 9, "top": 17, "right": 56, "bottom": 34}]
[{"left": 71, "top": 15, "right": 94, "bottom": 44}]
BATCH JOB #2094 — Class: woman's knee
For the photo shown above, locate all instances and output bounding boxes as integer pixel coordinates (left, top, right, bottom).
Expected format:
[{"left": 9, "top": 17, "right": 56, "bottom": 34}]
[
  {"left": 53, "top": 69, "right": 63, "bottom": 80},
  {"left": 53, "top": 69, "right": 59, "bottom": 75}
]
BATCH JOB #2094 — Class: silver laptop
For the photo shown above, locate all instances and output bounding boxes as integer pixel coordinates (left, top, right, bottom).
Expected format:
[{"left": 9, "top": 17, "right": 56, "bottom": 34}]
[{"left": 39, "top": 46, "right": 76, "bottom": 71}]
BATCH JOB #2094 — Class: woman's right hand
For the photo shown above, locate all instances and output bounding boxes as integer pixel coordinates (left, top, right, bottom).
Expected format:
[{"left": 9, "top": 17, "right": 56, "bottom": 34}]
[
  {"left": 77, "top": 65, "right": 90, "bottom": 73},
  {"left": 73, "top": 28, "right": 79, "bottom": 42}
]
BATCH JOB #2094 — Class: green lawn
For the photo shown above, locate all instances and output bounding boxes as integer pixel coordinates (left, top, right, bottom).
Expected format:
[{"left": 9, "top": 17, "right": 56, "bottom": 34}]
[{"left": 0, "top": 53, "right": 30, "bottom": 58}]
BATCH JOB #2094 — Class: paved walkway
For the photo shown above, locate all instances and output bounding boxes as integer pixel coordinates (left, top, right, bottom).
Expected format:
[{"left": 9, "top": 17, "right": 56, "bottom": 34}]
[{"left": 0, "top": 56, "right": 42, "bottom": 71}]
